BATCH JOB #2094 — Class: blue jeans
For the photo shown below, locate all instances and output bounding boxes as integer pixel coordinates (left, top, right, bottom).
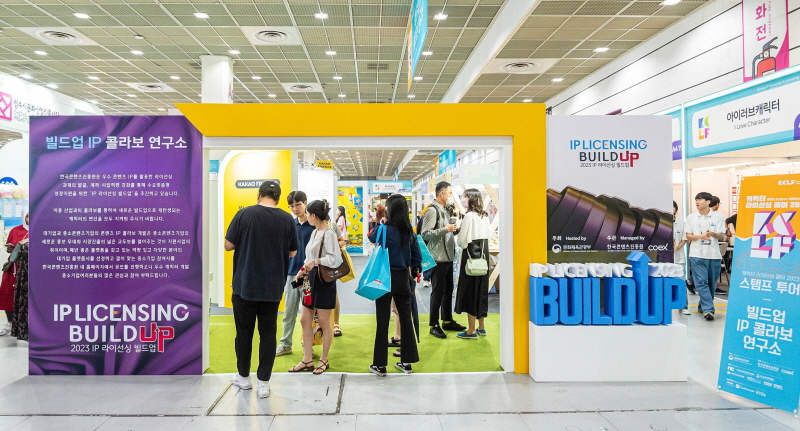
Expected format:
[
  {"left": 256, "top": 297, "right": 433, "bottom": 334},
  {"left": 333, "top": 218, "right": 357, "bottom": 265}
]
[
  {"left": 279, "top": 276, "right": 302, "bottom": 348},
  {"left": 689, "top": 257, "right": 721, "bottom": 314}
]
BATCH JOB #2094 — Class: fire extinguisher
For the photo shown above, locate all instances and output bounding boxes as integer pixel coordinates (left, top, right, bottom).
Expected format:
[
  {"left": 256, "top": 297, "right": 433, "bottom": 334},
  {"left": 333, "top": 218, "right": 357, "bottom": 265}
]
[{"left": 752, "top": 37, "right": 778, "bottom": 79}]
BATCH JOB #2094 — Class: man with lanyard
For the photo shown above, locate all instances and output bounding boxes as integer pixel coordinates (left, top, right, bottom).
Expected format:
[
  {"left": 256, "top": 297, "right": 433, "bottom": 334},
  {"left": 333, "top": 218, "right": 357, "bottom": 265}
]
[
  {"left": 421, "top": 181, "right": 466, "bottom": 339},
  {"left": 685, "top": 192, "right": 726, "bottom": 321},
  {"left": 276, "top": 191, "right": 316, "bottom": 357}
]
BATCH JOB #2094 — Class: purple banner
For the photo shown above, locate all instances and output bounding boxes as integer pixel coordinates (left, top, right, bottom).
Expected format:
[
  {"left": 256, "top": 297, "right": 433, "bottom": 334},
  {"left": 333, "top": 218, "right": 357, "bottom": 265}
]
[{"left": 29, "top": 116, "right": 202, "bottom": 375}]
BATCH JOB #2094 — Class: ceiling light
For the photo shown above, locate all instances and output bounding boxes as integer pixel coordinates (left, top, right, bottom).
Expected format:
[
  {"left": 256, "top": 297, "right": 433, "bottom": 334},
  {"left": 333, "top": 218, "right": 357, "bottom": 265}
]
[
  {"left": 422, "top": 51, "right": 433, "bottom": 56},
  {"left": 593, "top": 47, "right": 610, "bottom": 53},
  {"left": 228, "top": 50, "right": 240, "bottom": 55},
  {"left": 134, "top": 35, "right": 145, "bottom": 40},
  {"left": 170, "top": 75, "right": 180, "bottom": 80},
  {"left": 20, "top": 74, "right": 32, "bottom": 79},
  {"left": 87, "top": 75, "right": 99, "bottom": 80},
  {"left": 88, "top": 99, "right": 98, "bottom": 103},
  {"left": 269, "top": 94, "right": 277, "bottom": 98},
  {"left": 127, "top": 93, "right": 136, "bottom": 98},
  {"left": 130, "top": 50, "right": 143, "bottom": 55},
  {"left": 333, "top": 76, "right": 342, "bottom": 80},
  {"left": 434, "top": 13, "right": 448, "bottom": 20},
  {"left": 158, "top": 108, "right": 166, "bottom": 111},
  {"left": 522, "top": 99, "right": 532, "bottom": 103},
  {"left": 338, "top": 94, "right": 346, "bottom": 98},
  {"left": 34, "top": 50, "right": 47, "bottom": 56},
  {"left": 662, "top": 0, "right": 681, "bottom": 4},
  {"left": 46, "top": 83, "right": 58, "bottom": 89},
  {"left": 315, "top": 12, "right": 328, "bottom": 19},
  {"left": 413, "top": 76, "right": 423, "bottom": 81},
  {"left": 325, "top": 50, "right": 336, "bottom": 56},
  {"left": 252, "top": 76, "right": 261, "bottom": 80},
  {"left": 551, "top": 78, "right": 564, "bottom": 82},
  {"left": 407, "top": 94, "right": 416, "bottom": 98},
  {"left": 194, "top": 12, "right": 210, "bottom": 19},
  {"left": 73, "top": 13, "right": 90, "bottom": 19}
]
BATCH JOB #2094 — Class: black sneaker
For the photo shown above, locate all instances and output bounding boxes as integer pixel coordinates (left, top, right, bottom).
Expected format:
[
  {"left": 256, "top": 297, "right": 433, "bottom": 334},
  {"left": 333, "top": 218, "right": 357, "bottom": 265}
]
[
  {"left": 704, "top": 312, "right": 715, "bottom": 321},
  {"left": 715, "top": 288, "right": 728, "bottom": 295},
  {"left": 441, "top": 321, "right": 466, "bottom": 331},
  {"left": 687, "top": 285, "right": 697, "bottom": 295},
  {"left": 395, "top": 362, "right": 413, "bottom": 374},
  {"left": 369, "top": 365, "right": 386, "bottom": 377},
  {"left": 429, "top": 326, "right": 447, "bottom": 339}
]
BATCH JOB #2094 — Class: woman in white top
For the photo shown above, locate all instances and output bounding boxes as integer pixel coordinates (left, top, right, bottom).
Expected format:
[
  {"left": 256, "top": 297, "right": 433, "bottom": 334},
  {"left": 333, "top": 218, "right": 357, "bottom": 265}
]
[
  {"left": 290, "top": 200, "right": 342, "bottom": 375},
  {"left": 454, "top": 189, "right": 492, "bottom": 340}
]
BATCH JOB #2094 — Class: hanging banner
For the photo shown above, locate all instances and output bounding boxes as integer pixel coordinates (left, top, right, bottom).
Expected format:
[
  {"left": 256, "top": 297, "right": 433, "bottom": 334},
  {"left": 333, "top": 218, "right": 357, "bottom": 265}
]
[
  {"left": 338, "top": 186, "right": 363, "bottom": 253},
  {"left": 717, "top": 173, "right": 800, "bottom": 413},
  {"left": 28, "top": 116, "right": 202, "bottom": 375},
  {"left": 685, "top": 67, "right": 800, "bottom": 158},
  {"left": 407, "top": 0, "right": 428, "bottom": 89},
  {"left": 437, "top": 150, "right": 457, "bottom": 175},
  {"left": 546, "top": 116, "right": 673, "bottom": 264},
  {"left": 660, "top": 107, "right": 683, "bottom": 161},
  {"left": 742, "top": 0, "right": 789, "bottom": 82}
]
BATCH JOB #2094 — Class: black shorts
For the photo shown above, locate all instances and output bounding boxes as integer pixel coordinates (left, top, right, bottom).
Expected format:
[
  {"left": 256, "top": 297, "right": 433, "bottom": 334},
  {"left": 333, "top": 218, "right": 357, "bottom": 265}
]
[{"left": 303, "top": 267, "right": 337, "bottom": 310}]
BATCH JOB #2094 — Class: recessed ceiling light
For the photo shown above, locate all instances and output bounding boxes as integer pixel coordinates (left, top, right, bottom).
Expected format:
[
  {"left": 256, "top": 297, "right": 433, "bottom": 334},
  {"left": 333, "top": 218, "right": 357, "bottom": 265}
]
[
  {"left": 158, "top": 108, "right": 166, "bottom": 111},
  {"left": 434, "top": 13, "right": 448, "bottom": 20},
  {"left": 34, "top": 50, "right": 47, "bottom": 56},
  {"left": 269, "top": 94, "right": 277, "bottom": 98},
  {"left": 413, "top": 76, "right": 423, "bottom": 81},
  {"left": 127, "top": 93, "right": 136, "bottom": 98},
  {"left": 87, "top": 75, "right": 99, "bottom": 80},
  {"left": 407, "top": 94, "right": 416, "bottom": 98},
  {"left": 194, "top": 12, "right": 210, "bottom": 19},
  {"left": 422, "top": 51, "right": 433, "bottom": 56},
  {"left": 662, "top": 0, "right": 681, "bottom": 4},
  {"left": 170, "top": 75, "right": 180, "bottom": 80},
  {"left": 130, "top": 50, "right": 143, "bottom": 55},
  {"left": 20, "top": 74, "right": 32, "bottom": 79},
  {"left": 325, "top": 50, "right": 336, "bottom": 56},
  {"left": 522, "top": 99, "right": 532, "bottom": 103},
  {"left": 73, "top": 13, "right": 90, "bottom": 19},
  {"left": 315, "top": 12, "right": 328, "bottom": 19},
  {"left": 134, "top": 35, "right": 145, "bottom": 40},
  {"left": 46, "top": 83, "right": 58, "bottom": 89},
  {"left": 551, "top": 78, "right": 564, "bottom": 82},
  {"left": 228, "top": 49, "right": 240, "bottom": 55},
  {"left": 338, "top": 94, "right": 346, "bottom": 98},
  {"left": 252, "top": 76, "right": 261, "bottom": 80},
  {"left": 88, "top": 99, "right": 98, "bottom": 103},
  {"left": 593, "top": 47, "right": 610, "bottom": 53}
]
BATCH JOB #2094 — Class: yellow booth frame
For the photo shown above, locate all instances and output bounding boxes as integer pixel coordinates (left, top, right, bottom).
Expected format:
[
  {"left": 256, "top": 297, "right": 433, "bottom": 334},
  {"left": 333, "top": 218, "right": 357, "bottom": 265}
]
[{"left": 177, "top": 103, "right": 545, "bottom": 374}]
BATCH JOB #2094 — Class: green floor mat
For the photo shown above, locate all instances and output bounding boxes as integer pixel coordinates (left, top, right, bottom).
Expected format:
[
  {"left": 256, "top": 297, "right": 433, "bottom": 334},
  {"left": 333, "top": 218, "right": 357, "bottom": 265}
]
[{"left": 207, "top": 313, "right": 502, "bottom": 374}]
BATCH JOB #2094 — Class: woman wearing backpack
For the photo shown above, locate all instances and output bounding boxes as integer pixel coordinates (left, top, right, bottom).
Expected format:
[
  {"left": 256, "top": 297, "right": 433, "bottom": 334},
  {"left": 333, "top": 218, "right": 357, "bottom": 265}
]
[{"left": 454, "top": 189, "right": 492, "bottom": 340}]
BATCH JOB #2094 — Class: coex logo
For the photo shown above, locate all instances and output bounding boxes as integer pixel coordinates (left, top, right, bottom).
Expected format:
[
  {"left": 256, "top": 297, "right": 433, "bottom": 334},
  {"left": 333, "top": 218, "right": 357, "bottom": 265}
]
[
  {"left": 139, "top": 322, "right": 175, "bottom": 353},
  {"left": 697, "top": 116, "right": 710, "bottom": 140},
  {"left": 0, "top": 91, "right": 12, "bottom": 121},
  {"left": 751, "top": 211, "right": 796, "bottom": 259}
]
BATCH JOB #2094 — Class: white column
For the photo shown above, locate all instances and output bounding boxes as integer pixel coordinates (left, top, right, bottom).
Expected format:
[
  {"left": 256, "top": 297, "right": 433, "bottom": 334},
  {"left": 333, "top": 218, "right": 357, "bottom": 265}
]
[{"left": 201, "top": 55, "right": 234, "bottom": 104}]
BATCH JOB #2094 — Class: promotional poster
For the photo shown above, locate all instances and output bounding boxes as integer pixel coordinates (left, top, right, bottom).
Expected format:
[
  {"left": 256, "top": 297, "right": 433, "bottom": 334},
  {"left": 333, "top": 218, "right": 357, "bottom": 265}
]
[
  {"left": 338, "top": 186, "right": 363, "bottom": 254},
  {"left": 742, "top": 0, "right": 789, "bottom": 82},
  {"left": 546, "top": 116, "right": 673, "bottom": 263},
  {"left": 28, "top": 116, "right": 202, "bottom": 375},
  {"left": 717, "top": 174, "right": 800, "bottom": 413}
]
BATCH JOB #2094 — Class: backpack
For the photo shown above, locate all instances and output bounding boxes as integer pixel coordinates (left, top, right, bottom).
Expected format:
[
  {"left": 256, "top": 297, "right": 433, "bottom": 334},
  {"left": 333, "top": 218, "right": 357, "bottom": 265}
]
[{"left": 416, "top": 205, "right": 441, "bottom": 243}]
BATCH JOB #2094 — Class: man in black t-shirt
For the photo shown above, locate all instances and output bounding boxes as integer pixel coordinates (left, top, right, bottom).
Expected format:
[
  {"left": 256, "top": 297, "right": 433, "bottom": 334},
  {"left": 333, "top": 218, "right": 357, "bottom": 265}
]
[{"left": 225, "top": 181, "right": 297, "bottom": 398}]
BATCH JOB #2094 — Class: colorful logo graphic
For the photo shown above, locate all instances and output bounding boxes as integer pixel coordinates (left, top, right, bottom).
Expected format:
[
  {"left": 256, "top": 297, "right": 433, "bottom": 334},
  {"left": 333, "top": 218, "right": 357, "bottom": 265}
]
[
  {"left": 139, "top": 323, "right": 175, "bottom": 353},
  {"left": 751, "top": 211, "right": 796, "bottom": 259},
  {"left": 0, "top": 91, "right": 12, "bottom": 121},
  {"left": 697, "top": 116, "right": 710, "bottom": 140}
]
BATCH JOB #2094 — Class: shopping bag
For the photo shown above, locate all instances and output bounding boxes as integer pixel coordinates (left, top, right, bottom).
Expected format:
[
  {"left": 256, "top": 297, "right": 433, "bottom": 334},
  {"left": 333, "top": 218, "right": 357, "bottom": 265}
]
[
  {"left": 311, "top": 312, "right": 323, "bottom": 345},
  {"left": 339, "top": 249, "right": 356, "bottom": 283},
  {"left": 356, "top": 225, "right": 392, "bottom": 300},
  {"left": 417, "top": 235, "right": 437, "bottom": 272}
]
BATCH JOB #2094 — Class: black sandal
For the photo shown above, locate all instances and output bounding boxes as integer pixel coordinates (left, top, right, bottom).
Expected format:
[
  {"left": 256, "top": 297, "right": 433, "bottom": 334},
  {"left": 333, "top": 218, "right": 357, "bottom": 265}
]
[
  {"left": 388, "top": 337, "right": 401, "bottom": 348},
  {"left": 392, "top": 348, "right": 401, "bottom": 358},
  {"left": 313, "top": 360, "right": 330, "bottom": 375},
  {"left": 288, "top": 360, "right": 314, "bottom": 372}
]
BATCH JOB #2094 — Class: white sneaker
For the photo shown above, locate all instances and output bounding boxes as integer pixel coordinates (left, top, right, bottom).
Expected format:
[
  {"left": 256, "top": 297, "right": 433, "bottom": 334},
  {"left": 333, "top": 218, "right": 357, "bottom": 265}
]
[
  {"left": 257, "top": 380, "right": 270, "bottom": 398},
  {"left": 275, "top": 345, "right": 292, "bottom": 356},
  {"left": 0, "top": 323, "right": 11, "bottom": 336},
  {"left": 232, "top": 374, "right": 252, "bottom": 390},
  {"left": 680, "top": 308, "right": 691, "bottom": 315}
]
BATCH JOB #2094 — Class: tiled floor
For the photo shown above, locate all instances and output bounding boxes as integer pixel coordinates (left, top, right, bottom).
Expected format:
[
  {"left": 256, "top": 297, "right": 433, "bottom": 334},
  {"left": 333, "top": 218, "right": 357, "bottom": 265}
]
[{"left": 1, "top": 296, "right": 798, "bottom": 430}]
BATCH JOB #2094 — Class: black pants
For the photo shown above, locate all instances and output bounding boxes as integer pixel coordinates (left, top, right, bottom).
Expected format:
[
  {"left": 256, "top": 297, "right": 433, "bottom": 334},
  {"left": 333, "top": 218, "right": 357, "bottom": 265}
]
[
  {"left": 373, "top": 270, "right": 419, "bottom": 367},
  {"left": 429, "top": 261, "right": 454, "bottom": 326},
  {"left": 232, "top": 294, "right": 279, "bottom": 382}
]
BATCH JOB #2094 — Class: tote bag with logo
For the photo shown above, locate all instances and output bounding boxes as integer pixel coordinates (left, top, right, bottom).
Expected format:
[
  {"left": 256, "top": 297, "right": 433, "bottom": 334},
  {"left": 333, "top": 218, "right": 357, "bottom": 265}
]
[
  {"left": 416, "top": 234, "right": 437, "bottom": 272},
  {"left": 356, "top": 225, "right": 392, "bottom": 300}
]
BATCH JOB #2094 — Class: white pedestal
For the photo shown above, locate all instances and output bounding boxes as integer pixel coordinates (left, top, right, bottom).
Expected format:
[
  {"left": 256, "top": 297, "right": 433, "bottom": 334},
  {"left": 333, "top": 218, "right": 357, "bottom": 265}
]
[{"left": 528, "top": 321, "right": 687, "bottom": 382}]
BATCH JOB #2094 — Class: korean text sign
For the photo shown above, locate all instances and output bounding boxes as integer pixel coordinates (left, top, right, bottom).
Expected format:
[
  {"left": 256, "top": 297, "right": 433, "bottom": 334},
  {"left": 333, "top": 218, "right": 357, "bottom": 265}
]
[
  {"left": 742, "top": 0, "right": 789, "bottom": 82},
  {"left": 717, "top": 174, "right": 800, "bottom": 413},
  {"left": 28, "top": 116, "right": 202, "bottom": 375}
]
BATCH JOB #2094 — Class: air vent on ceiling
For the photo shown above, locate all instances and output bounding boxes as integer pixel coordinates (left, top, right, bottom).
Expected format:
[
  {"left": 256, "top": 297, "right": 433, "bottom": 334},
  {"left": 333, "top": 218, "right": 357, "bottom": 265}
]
[
  {"left": 484, "top": 58, "right": 559, "bottom": 75},
  {"left": 241, "top": 26, "right": 303, "bottom": 46},
  {"left": 124, "top": 82, "right": 177, "bottom": 93},
  {"left": 366, "top": 63, "right": 389, "bottom": 71},
  {"left": 281, "top": 83, "right": 323, "bottom": 93},
  {"left": 17, "top": 27, "right": 98, "bottom": 46}
]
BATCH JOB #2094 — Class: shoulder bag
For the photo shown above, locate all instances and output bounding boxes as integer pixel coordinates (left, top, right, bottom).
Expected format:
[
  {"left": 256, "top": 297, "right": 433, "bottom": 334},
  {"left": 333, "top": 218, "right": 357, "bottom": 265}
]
[
  {"left": 465, "top": 236, "right": 488, "bottom": 277},
  {"left": 318, "top": 229, "right": 351, "bottom": 283}
]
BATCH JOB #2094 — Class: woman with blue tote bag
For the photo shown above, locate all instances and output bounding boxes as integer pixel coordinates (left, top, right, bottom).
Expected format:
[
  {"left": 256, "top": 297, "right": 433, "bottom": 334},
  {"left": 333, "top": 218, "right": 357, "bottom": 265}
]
[{"left": 366, "top": 194, "right": 422, "bottom": 376}]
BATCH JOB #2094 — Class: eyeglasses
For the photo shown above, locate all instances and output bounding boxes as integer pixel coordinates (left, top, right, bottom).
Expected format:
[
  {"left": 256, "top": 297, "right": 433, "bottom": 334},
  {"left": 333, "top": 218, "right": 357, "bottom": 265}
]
[{"left": 288, "top": 203, "right": 304, "bottom": 209}]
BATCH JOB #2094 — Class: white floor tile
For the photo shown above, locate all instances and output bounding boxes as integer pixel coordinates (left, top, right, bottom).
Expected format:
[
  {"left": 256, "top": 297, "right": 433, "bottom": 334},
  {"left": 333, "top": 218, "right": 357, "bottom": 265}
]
[
  {"left": 438, "top": 414, "right": 530, "bottom": 431},
  {"left": 756, "top": 409, "right": 800, "bottom": 430},
  {"left": 0, "top": 417, "right": 29, "bottom": 429},
  {"left": 268, "top": 415, "right": 357, "bottom": 431},
  {"left": 519, "top": 412, "right": 619, "bottom": 430},
  {"left": 9, "top": 415, "right": 109, "bottom": 431},
  {"left": 601, "top": 409, "right": 790, "bottom": 431},
  {"left": 95, "top": 417, "right": 193, "bottom": 431},
  {"left": 208, "top": 373, "right": 341, "bottom": 415},
  {"left": 355, "top": 414, "right": 442, "bottom": 431},
  {"left": 181, "top": 416, "right": 274, "bottom": 431}
]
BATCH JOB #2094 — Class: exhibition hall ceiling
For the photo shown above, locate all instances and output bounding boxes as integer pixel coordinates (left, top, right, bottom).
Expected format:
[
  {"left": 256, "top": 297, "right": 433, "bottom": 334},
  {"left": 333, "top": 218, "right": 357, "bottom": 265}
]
[
  {"left": 0, "top": 0, "right": 712, "bottom": 114},
  {"left": 317, "top": 148, "right": 443, "bottom": 180}
]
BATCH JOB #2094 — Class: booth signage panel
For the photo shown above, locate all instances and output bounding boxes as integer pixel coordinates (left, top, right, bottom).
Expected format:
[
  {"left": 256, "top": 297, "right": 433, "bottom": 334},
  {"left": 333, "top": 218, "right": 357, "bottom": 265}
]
[
  {"left": 299, "top": 168, "right": 335, "bottom": 204},
  {"left": 28, "top": 116, "right": 203, "bottom": 375},
  {"left": 546, "top": 116, "right": 673, "bottom": 264},
  {"left": 685, "top": 69, "right": 800, "bottom": 158},
  {"left": 338, "top": 186, "right": 364, "bottom": 254},
  {"left": 717, "top": 173, "right": 800, "bottom": 413},
  {"left": 315, "top": 160, "right": 333, "bottom": 170},
  {"left": 742, "top": 0, "right": 789, "bottom": 82},
  {"left": 437, "top": 150, "right": 457, "bottom": 175},
  {"left": 663, "top": 108, "right": 682, "bottom": 161}
]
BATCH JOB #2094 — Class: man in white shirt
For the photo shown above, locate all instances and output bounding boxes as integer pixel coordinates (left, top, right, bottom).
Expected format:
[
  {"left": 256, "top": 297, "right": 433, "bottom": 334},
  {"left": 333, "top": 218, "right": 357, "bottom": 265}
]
[
  {"left": 685, "top": 192, "right": 726, "bottom": 321},
  {"left": 673, "top": 201, "right": 690, "bottom": 315}
]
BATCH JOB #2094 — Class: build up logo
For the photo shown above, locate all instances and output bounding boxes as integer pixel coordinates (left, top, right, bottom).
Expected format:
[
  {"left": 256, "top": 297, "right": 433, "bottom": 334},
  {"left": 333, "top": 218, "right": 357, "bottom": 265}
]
[
  {"left": 697, "top": 116, "right": 711, "bottom": 140},
  {"left": 571, "top": 139, "right": 647, "bottom": 167},
  {"left": 751, "top": 211, "right": 796, "bottom": 259}
]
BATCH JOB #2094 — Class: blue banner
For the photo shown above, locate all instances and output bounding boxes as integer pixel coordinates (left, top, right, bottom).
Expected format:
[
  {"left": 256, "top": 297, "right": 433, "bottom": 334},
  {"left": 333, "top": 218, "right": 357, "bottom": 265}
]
[
  {"left": 437, "top": 150, "right": 456, "bottom": 175},
  {"left": 407, "top": 0, "right": 428, "bottom": 88}
]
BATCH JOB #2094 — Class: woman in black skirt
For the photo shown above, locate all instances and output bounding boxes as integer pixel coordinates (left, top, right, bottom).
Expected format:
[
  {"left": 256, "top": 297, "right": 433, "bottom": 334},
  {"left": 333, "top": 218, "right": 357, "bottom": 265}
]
[
  {"left": 290, "top": 200, "right": 341, "bottom": 375},
  {"left": 455, "top": 188, "right": 491, "bottom": 340},
  {"left": 367, "top": 194, "right": 422, "bottom": 376}
]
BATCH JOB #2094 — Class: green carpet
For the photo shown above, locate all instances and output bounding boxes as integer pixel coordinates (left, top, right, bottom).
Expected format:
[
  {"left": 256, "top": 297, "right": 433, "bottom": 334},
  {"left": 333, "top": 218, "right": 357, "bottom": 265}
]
[{"left": 208, "top": 313, "right": 502, "bottom": 374}]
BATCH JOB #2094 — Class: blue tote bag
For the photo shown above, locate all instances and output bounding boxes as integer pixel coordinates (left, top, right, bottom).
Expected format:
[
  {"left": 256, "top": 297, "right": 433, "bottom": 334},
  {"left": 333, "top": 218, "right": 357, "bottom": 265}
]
[
  {"left": 417, "top": 235, "right": 436, "bottom": 272},
  {"left": 356, "top": 225, "right": 392, "bottom": 300}
]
